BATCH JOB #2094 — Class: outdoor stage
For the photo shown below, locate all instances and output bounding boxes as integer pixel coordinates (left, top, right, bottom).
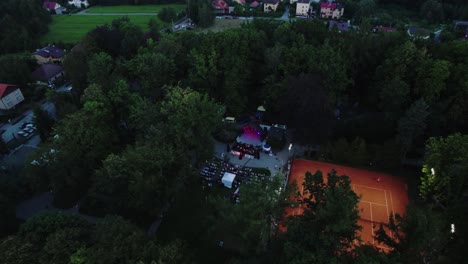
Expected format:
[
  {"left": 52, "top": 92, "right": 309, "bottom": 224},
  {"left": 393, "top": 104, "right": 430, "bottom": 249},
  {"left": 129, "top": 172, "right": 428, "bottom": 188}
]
[{"left": 284, "top": 159, "right": 409, "bottom": 250}]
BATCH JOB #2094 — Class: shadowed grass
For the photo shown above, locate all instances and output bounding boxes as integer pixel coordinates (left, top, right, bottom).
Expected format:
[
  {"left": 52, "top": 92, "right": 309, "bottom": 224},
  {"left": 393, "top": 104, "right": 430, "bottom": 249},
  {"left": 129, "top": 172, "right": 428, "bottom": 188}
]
[{"left": 41, "top": 15, "right": 162, "bottom": 44}]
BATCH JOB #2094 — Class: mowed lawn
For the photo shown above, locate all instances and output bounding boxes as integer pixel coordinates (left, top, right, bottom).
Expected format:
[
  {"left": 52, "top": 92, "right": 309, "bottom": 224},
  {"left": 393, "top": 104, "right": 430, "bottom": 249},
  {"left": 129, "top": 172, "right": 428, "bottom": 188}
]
[
  {"left": 41, "top": 15, "right": 158, "bottom": 44},
  {"left": 86, "top": 4, "right": 186, "bottom": 13}
]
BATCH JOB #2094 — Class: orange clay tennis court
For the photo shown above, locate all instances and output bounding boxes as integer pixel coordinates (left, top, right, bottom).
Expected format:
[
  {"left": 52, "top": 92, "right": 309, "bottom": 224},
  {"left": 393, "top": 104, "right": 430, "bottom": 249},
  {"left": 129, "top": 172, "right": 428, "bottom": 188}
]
[{"left": 284, "top": 159, "right": 409, "bottom": 249}]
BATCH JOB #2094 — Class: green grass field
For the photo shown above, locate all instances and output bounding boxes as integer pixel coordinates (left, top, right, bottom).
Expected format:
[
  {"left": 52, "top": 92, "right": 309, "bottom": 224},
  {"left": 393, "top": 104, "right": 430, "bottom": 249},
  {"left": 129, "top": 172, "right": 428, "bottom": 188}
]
[
  {"left": 41, "top": 15, "right": 160, "bottom": 44},
  {"left": 86, "top": 4, "right": 186, "bottom": 13}
]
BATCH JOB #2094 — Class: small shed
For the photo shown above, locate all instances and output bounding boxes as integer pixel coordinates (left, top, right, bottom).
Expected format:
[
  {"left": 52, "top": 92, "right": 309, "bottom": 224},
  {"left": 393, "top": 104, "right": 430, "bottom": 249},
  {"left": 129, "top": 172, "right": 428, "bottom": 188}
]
[{"left": 222, "top": 172, "right": 236, "bottom": 188}]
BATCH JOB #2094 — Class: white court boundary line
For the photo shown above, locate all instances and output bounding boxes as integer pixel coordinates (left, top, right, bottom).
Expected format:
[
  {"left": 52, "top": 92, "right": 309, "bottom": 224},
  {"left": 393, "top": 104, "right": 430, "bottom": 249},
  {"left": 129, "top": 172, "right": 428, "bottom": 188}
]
[{"left": 369, "top": 202, "right": 374, "bottom": 244}]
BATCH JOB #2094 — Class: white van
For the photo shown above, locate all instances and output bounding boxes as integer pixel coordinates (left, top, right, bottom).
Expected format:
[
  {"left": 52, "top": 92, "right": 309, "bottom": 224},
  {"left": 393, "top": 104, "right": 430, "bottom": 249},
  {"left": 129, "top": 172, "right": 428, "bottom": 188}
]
[{"left": 222, "top": 117, "right": 236, "bottom": 123}]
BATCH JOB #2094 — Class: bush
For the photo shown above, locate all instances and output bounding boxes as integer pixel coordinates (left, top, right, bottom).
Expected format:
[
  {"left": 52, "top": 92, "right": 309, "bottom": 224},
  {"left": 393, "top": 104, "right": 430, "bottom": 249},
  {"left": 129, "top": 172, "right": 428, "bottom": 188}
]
[
  {"left": 158, "top": 7, "right": 177, "bottom": 23},
  {"left": 249, "top": 167, "right": 271, "bottom": 176},
  {"left": 213, "top": 126, "right": 241, "bottom": 143}
]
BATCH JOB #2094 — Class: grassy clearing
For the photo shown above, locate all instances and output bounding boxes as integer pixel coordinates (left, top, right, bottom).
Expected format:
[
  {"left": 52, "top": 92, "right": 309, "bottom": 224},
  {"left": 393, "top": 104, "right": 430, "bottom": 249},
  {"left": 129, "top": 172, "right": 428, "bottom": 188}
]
[
  {"left": 41, "top": 15, "right": 160, "bottom": 44},
  {"left": 86, "top": 4, "right": 186, "bottom": 13}
]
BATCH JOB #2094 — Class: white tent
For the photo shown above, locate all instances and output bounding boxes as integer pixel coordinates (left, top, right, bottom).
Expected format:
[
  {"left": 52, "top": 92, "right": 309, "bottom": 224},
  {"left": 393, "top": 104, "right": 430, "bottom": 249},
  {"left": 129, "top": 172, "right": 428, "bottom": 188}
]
[{"left": 222, "top": 172, "right": 236, "bottom": 188}]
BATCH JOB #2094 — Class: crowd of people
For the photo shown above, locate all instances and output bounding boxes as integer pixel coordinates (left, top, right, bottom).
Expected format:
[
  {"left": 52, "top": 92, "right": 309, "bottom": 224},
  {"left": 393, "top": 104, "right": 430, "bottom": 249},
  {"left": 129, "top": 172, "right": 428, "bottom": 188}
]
[
  {"left": 199, "top": 159, "right": 269, "bottom": 188},
  {"left": 230, "top": 142, "right": 261, "bottom": 159}
]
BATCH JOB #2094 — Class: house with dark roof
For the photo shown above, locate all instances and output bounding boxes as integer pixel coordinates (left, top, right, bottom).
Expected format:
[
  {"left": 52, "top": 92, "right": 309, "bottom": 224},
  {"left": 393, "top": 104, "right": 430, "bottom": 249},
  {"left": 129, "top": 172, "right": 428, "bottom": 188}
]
[
  {"left": 407, "top": 27, "right": 430, "bottom": 40},
  {"left": 264, "top": 0, "right": 280, "bottom": 12},
  {"left": 320, "top": 2, "right": 344, "bottom": 19},
  {"left": 33, "top": 46, "right": 65, "bottom": 65},
  {"left": 31, "top": 64, "right": 65, "bottom": 86},
  {"left": 0, "top": 84, "right": 24, "bottom": 110},
  {"left": 329, "top": 20, "right": 349, "bottom": 32},
  {"left": 212, "top": 0, "right": 229, "bottom": 14}
]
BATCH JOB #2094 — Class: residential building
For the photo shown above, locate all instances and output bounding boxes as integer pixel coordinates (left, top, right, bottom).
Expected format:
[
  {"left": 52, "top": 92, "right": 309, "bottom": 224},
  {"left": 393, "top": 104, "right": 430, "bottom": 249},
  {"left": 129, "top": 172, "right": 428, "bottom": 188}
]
[
  {"left": 296, "top": 0, "right": 311, "bottom": 17},
  {"left": 407, "top": 27, "right": 430, "bottom": 40},
  {"left": 320, "top": 2, "right": 344, "bottom": 19},
  {"left": 31, "top": 64, "right": 65, "bottom": 86},
  {"left": 212, "top": 0, "right": 229, "bottom": 14},
  {"left": 233, "top": 0, "right": 246, "bottom": 5},
  {"left": 264, "top": 0, "right": 280, "bottom": 12},
  {"left": 43, "top": 1, "right": 66, "bottom": 14},
  {"left": 250, "top": 1, "right": 260, "bottom": 8},
  {"left": 33, "top": 45, "right": 65, "bottom": 65},
  {"left": 68, "top": 0, "right": 90, "bottom": 8},
  {"left": 0, "top": 84, "right": 24, "bottom": 110}
]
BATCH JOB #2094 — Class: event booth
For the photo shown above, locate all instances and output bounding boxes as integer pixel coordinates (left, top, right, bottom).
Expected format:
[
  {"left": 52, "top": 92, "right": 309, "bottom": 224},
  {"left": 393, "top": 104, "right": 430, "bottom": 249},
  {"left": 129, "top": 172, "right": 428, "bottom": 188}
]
[{"left": 222, "top": 172, "right": 237, "bottom": 188}]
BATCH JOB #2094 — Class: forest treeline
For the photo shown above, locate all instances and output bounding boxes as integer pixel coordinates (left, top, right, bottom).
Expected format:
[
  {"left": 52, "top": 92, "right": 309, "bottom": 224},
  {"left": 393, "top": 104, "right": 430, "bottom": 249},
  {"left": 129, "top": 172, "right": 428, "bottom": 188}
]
[{"left": 0, "top": 1, "right": 467, "bottom": 262}]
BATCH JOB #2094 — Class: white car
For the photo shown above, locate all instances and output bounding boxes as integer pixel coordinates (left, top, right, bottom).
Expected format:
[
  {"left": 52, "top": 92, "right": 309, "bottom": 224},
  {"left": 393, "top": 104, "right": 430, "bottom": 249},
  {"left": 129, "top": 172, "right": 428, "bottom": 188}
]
[{"left": 24, "top": 127, "right": 35, "bottom": 133}]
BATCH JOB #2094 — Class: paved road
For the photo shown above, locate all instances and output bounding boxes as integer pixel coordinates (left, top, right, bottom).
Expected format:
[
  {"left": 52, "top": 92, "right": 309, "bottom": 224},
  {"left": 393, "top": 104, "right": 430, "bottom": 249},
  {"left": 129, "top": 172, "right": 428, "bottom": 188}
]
[
  {"left": 76, "top": 10, "right": 158, "bottom": 15},
  {"left": 0, "top": 102, "right": 56, "bottom": 143}
]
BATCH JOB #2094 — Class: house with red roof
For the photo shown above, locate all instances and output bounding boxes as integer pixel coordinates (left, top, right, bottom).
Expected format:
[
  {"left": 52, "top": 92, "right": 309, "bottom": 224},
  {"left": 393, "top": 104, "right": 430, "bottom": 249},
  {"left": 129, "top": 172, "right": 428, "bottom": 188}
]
[
  {"left": 0, "top": 84, "right": 24, "bottom": 110},
  {"left": 33, "top": 45, "right": 65, "bottom": 65},
  {"left": 212, "top": 0, "right": 229, "bottom": 14},
  {"left": 320, "top": 2, "right": 344, "bottom": 19},
  {"left": 250, "top": 1, "right": 260, "bottom": 8},
  {"left": 264, "top": 0, "right": 280, "bottom": 12}
]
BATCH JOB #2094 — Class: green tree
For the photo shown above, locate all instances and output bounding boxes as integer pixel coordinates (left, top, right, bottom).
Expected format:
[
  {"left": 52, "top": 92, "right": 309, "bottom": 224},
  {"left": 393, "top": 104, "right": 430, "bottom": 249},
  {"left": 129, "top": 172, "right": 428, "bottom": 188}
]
[
  {"left": 419, "top": 133, "right": 468, "bottom": 206},
  {"left": 158, "top": 86, "right": 224, "bottom": 163},
  {"left": 126, "top": 52, "right": 176, "bottom": 99},
  {"left": 198, "top": 2, "right": 214, "bottom": 28},
  {"left": 209, "top": 174, "right": 287, "bottom": 255},
  {"left": 420, "top": 0, "right": 445, "bottom": 23},
  {"left": 375, "top": 205, "right": 449, "bottom": 263},
  {"left": 33, "top": 105, "right": 55, "bottom": 141},
  {"left": 415, "top": 59, "right": 451, "bottom": 103},
  {"left": 284, "top": 170, "right": 361, "bottom": 263},
  {"left": 397, "top": 99, "right": 429, "bottom": 161},
  {"left": 87, "top": 52, "right": 115, "bottom": 90},
  {"left": 0, "top": 53, "right": 35, "bottom": 86},
  {"left": 158, "top": 7, "right": 177, "bottom": 23}
]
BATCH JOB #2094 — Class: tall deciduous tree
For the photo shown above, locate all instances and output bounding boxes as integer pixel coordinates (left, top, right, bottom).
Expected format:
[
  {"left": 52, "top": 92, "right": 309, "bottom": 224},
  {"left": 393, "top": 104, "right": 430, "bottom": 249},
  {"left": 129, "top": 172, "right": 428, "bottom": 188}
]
[
  {"left": 33, "top": 105, "right": 55, "bottom": 141},
  {"left": 209, "top": 174, "right": 287, "bottom": 255},
  {"left": 375, "top": 205, "right": 449, "bottom": 263},
  {"left": 0, "top": 53, "right": 35, "bottom": 86},
  {"left": 415, "top": 59, "right": 451, "bottom": 103},
  {"left": 397, "top": 99, "right": 429, "bottom": 160},
  {"left": 419, "top": 133, "right": 468, "bottom": 206},
  {"left": 284, "top": 170, "right": 361, "bottom": 263}
]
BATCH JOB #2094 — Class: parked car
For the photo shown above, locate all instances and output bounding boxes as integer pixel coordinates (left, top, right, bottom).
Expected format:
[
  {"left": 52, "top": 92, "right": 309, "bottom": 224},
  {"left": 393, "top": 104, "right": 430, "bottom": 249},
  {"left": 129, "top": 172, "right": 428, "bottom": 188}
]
[
  {"left": 24, "top": 127, "right": 35, "bottom": 133},
  {"left": 26, "top": 124, "right": 35, "bottom": 128}
]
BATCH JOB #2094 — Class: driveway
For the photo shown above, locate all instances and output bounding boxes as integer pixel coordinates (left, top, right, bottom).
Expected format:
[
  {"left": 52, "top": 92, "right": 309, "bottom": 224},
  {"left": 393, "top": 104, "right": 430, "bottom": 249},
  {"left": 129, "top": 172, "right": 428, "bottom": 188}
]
[{"left": 0, "top": 102, "right": 56, "bottom": 143}]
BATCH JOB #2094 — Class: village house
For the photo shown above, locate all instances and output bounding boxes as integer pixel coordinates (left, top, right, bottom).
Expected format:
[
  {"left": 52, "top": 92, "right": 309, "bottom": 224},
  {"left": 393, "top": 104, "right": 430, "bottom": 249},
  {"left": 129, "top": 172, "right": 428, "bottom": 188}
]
[
  {"left": 212, "top": 0, "right": 229, "bottom": 14},
  {"left": 43, "top": 1, "right": 67, "bottom": 14},
  {"left": 33, "top": 46, "right": 65, "bottom": 65},
  {"left": 0, "top": 84, "right": 25, "bottom": 110},
  {"left": 31, "top": 64, "right": 65, "bottom": 87},
  {"left": 296, "top": 0, "right": 311, "bottom": 17},
  {"left": 232, "top": 0, "right": 246, "bottom": 5},
  {"left": 264, "top": 0, "right": 280, "bottom": 12},
  {"left": 320, "top": 2, "right": 344, "bottom": 19},
  {"left": 68, "top": 0, "right": 90, "bottom": 8}
]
